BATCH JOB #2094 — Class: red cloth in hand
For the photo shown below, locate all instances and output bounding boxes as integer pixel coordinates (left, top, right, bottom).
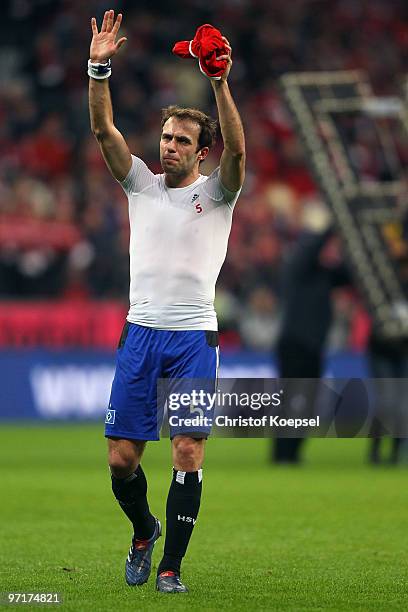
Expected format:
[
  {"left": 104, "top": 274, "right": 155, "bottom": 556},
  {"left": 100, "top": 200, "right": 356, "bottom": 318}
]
[{"left": 172, "top": 24, "right": 228, "bottom": 79}]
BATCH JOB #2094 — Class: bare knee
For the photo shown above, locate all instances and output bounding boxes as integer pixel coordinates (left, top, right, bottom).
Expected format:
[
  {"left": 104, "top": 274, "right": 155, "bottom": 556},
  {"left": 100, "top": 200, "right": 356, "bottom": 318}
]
[
  {"left": 109, "top": 450, "right": 135, "bottom": 478},
  {"left": 108, "top": 439, "right": 146, "bottom": 478},
  {"left": 172, "top": 436, "right": 205, "bottom": 471}
]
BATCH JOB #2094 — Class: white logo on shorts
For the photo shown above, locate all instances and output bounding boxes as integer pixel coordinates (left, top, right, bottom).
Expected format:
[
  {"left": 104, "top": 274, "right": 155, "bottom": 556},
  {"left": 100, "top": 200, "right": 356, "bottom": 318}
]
[{"left": 105, "top": 408, "right": 116, "bottom": 424}]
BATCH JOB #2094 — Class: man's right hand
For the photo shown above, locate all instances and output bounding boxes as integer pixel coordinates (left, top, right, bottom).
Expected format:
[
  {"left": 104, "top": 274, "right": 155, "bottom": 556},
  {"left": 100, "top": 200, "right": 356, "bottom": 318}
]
[{"left": 90, "top": 10, "right": 127, "bottom": 62}]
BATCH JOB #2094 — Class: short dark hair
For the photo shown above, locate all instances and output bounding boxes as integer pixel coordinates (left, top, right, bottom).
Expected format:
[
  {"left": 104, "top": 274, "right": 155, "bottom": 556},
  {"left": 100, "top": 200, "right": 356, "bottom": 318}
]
[{"left": 161, "top": 105, "right": 218, "bottom": 150}]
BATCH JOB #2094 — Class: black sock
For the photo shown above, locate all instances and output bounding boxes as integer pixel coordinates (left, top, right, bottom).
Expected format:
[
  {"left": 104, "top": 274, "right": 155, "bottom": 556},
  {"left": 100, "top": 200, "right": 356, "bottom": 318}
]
[
  {"left": 157, "top": 468, "right": 202, "bottom": 576},
  {"left": 111, "top": 465, "right": 156, "bottom": 540}
]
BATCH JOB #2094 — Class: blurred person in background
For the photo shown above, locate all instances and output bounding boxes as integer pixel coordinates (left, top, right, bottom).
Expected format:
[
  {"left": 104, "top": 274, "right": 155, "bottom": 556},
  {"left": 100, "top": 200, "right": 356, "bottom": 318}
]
[
  {"left": 367, "top": 184, "right": 408, "bottom": 464},
  {"left": 239, "top": 286, "right": 280, "bottom": 351},
  {"left": 368, "top": 329, "right": 408, "bottom": 464},
  {"left": 272, "top": 207, "right": 350, "bottom": 464},
  {"left": 88, "top": 10, "right": 245, "bottom": 594}
]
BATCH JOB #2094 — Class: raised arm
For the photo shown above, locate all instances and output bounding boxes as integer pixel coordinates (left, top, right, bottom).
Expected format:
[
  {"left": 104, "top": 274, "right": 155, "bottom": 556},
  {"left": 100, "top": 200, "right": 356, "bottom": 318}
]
[
  {"left": 210, "top": 37, "right": 245, "bottom": 192},
  {"left": 89, "top": 10, "right": 131, "bottom": 181}
]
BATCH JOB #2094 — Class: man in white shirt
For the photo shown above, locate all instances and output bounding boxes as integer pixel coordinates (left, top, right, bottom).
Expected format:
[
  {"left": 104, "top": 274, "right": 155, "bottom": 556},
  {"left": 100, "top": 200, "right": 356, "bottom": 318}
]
[{"left": 88, "top": 9, "right": 245, "bottom": 594}]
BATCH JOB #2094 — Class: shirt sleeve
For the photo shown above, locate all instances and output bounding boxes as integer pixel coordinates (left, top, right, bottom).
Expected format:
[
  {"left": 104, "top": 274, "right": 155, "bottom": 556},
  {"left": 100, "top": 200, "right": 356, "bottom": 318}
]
[
  {"left": 202, "top": 166, "right": 242, "bottom": 209},
  {"left": 119, "top": 155, "right": 155, "bottom": 195}
]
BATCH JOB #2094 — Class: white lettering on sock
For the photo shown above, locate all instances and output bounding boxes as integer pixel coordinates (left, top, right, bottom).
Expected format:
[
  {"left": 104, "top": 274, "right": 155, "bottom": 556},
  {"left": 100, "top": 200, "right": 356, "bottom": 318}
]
[{"left": 177, "top": 514, "right": 196, "bottom": 525}]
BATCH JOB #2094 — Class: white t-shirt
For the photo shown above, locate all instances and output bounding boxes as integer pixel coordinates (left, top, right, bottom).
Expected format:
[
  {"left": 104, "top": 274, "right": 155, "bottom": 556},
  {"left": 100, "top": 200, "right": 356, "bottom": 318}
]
[{"left": 119, "top": 155, "right": 241, "bottom": 330}]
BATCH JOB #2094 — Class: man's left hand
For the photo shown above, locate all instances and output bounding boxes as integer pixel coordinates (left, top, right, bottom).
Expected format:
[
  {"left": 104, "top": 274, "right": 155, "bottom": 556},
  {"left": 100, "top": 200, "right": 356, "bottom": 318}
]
[{"left": 217, "top": 36, "right": 232, "bottom": 82}]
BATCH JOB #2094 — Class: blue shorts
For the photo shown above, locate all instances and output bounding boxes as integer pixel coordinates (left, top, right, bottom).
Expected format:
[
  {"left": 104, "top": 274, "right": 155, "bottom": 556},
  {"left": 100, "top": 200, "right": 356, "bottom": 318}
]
[{"left": 104, "top": 322, "right": 219, "bottom": 441}]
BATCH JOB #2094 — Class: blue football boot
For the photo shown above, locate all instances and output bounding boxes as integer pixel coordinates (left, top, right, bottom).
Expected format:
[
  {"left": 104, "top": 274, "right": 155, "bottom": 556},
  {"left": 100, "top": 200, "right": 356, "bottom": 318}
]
[
  {"left": 156, "top": 571, "right": 189, "bottom": 593},
  {"left": 125, "top": 518, "right": 161, "bottom": 586}
]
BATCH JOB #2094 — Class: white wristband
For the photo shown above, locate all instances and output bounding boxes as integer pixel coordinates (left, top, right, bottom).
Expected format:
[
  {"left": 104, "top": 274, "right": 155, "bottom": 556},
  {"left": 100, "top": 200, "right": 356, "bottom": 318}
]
[{"left": 88, "top": 59, "right": 111, "bottom": 80}]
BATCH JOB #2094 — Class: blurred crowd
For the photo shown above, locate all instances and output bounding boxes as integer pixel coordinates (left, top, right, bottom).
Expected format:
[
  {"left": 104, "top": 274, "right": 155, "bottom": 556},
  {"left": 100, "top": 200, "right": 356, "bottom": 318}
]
[{"left": 1, "top": 0, "right": 407, "bottom": 350}]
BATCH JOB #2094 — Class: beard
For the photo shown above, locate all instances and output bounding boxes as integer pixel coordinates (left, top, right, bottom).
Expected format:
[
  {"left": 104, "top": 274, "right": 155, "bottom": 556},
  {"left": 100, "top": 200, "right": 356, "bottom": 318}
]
[{"left": 161, "top": 157, "right": 191, "bottom": 177}]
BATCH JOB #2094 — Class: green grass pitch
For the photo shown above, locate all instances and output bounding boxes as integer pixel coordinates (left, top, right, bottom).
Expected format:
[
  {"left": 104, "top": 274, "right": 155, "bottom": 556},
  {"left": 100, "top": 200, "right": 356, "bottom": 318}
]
[{"left": 1, "top": 425, "right": 407, "bottom": 611}]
